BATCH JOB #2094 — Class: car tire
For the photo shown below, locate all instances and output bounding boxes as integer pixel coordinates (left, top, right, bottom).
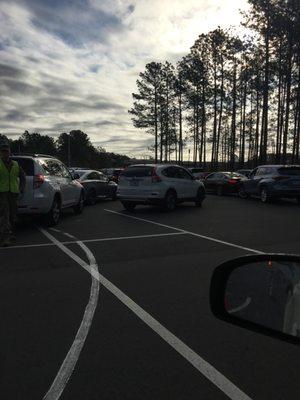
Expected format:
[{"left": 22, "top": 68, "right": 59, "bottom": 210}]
[
  {"left": 260, "top": 186, "right": 273, "bottom": 203},
  {"left": 216, "top": 185, "right": 223, "bottom": 196},
  {"left": 195, "top": 188, "right": 205, "bottom": 207},
  {"left": 122, "top": 201, "right": 136, "bottom": 211},
  {"left": 44, "top": 196, "right": 61, "bottom": 226},
  {"left": 86, "top": 189, "right": 97, "bottom": 205},
  {"left": 238, "top": 185, "right": 248, "bottom": 199},
  {"left": 164, "top": 190, "right": 177, "bottom": 211},
  {"left": 73, "top": 192, "right": 84, "bottom": 214}
]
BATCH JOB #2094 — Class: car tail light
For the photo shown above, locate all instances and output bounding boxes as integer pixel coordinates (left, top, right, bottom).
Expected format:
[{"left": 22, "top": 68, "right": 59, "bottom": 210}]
[
  {"left": 33, "top": 174, "right": 45, "bottom": 189},
  {"left": 152, "top": 168, "right": 162, "bottom": 183},
  {"left": 228, "top": 179, "right": 239, "bottom": 184}
]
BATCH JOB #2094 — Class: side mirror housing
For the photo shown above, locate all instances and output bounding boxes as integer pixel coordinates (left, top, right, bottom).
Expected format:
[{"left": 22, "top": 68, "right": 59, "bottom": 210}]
[{"left": 210, "top": 254, "right": 300, "bottom": 345}]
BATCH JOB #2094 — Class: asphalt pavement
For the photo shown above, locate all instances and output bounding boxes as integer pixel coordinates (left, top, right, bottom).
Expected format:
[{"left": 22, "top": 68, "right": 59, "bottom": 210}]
[{"left": 1, "top": 195, "right": 300, "bottom": 400}]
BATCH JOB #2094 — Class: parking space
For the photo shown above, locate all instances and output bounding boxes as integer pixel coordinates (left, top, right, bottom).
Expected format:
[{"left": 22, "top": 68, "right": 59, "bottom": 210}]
[{"left": 1, "top": 195, "right": 300, "bottom": 399}]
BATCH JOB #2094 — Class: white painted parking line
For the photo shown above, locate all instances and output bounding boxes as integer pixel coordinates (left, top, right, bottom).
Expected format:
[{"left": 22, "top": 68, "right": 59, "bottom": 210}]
[
  {"left": 40, "top": 228, "right": 252, "bottom": 400},
  {"left": 40, "top": 228, "right": 100, "bottom": 400},
  {"left": 228, "top": 297, "right": 252, "bottom": 314},
  {"left": 104, "top": 209, "right": 264, "bottom": 254},
  {"left": 0, "top": 232, "right": 187, "bottom": 250},
  {"left": 50, "top": 228, "right": 61, "bottom": 233}
]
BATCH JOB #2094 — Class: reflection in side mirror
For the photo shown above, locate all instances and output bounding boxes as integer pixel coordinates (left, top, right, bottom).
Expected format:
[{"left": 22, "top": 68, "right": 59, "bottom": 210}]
[{"left": 210, "top": 254, "right": 300, "bottom": 344}]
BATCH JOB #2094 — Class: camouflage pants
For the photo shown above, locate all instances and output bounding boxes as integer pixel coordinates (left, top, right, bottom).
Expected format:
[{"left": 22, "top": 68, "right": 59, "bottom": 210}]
[{"left": 0, "top": 192, "right": 19, "bottom": 241}]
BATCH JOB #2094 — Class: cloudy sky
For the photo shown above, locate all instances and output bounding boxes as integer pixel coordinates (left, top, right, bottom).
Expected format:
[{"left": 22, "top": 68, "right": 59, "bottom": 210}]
[{"left": 0, "top": 0, "right": 249, "bottom": 156}]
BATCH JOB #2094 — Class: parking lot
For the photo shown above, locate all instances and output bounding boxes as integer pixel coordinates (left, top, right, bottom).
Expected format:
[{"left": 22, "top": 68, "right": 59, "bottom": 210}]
[{"left": 1, "top": 195, "right": 300, "bottom": 400}]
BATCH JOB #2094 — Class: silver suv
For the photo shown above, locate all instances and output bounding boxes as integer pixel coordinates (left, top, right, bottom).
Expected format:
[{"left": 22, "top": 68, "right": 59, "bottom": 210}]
[
  {"left": 12, "top": 154, "right": 84, "bottom": 226},
  {"left": 118, "top": 164, "right": 205, "bottom": 211}
]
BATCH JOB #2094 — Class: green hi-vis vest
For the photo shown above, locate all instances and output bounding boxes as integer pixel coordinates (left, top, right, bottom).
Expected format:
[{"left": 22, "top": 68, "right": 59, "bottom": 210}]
[{"left": 0, "top": 159, "right": 20, "bottom": 193}]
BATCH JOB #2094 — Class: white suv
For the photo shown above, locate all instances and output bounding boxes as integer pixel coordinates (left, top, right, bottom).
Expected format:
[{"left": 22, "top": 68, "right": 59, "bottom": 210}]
[
  {"left": 12, "top": 155, "right": 84, "bottom": 226},
  {"left": 118, "top": 164, "right": 205, "bottom": 211}
]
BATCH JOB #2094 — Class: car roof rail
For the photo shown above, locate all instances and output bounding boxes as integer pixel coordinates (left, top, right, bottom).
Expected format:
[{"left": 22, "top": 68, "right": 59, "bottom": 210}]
[{"left": 12, "top": 153, "right": 57, "bottom": 158}]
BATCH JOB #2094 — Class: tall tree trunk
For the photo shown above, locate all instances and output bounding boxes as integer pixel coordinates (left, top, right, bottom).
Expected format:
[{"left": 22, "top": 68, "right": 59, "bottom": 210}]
[
  {"left": 282, "top": 38, "right": 293, "bottom": 164},
  {"left": 260, "top": 7, "right": 270, "bottom": 164},
  {"left": 230, "top": 59, "right": 237, "bottom": 170}
]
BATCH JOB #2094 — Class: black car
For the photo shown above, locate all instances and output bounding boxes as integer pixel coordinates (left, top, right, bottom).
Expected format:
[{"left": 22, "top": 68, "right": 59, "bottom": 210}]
[
  {"left": 238, "top": 165, "right": 300, "bottom": 203},
  {"left": 73, "top": 169, "right": 118, "bottom": 205},
  {"left": 204, "top": 172, "right": 246, "bottom": 196}
]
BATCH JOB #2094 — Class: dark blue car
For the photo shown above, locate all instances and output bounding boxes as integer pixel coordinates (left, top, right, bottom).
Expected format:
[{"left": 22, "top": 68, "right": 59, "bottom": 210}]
[{"left": 238, "top": 165, "right": 300, "bottom": 203}]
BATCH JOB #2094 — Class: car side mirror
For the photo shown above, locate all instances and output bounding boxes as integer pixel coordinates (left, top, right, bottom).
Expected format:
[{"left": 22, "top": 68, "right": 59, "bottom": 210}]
[
  {"left": 210, "top": 254, "right": 300, "bottom": 345},
  {"left": 72, "top": 173, "right": 80, "bottom": 180}
]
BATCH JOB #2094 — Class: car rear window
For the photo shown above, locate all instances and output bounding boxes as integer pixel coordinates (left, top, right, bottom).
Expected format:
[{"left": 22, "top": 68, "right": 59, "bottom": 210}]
[
  {"left": 224, "top": 172, "right": 244, "bottom": 178},
  {"left": 122, "top": 166, "right": 153, "bottom": 177},
  {"left": 12, "top": 157, "right": 34, "bottom": 176},
  {"left": 278, "top": 167, "right": 300, "bottom": 176}
]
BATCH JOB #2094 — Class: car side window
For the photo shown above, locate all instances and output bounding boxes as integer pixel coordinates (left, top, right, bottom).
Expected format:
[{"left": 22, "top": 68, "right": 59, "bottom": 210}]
[
  {"left": 41, "top": 160, "right": 63, "bottom": 177},
  {"left": 162, "top": 167, "right": 175, "bottom": 178},
  {"left": 87, "top": 172, "right": 99, "bottom": 180},
  {"left": 96, "top": 172, "right": 107, "bottom": 181},
  {"left": 176, "top": 168, "right": 192, "bottom": 180},
  {"left": 215, "top": 173, "right": 224, "bottom": 179},
  {"left": 257, "top": 167, "right": 267, "bottom": 176},
  {"left": 206, "top": 173, "right": 216, "bottom": 180},
  {"left": 249, "top": 169, "right": 258, "bottom": 178},
  {"left": 60, "top": 163, "right": 72, "bottom": 179}
]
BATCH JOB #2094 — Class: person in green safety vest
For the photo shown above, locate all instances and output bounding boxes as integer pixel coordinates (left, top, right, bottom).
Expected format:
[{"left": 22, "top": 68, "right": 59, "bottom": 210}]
[{"left": 0, "top": 142, "right": 26, "bottom": 247}]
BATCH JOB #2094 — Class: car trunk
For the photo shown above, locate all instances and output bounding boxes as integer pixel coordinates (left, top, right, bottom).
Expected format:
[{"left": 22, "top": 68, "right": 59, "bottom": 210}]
[{"left": 119, "top": 166, "right": 155, "bottom": 196}]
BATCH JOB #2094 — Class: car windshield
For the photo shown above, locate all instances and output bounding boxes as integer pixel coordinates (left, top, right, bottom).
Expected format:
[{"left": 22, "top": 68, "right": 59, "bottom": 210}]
[
  {"left": 223, "top": 172, "right": 244, "bottom": 178},
  {"left": 2, "top": 1, "right": 300, "bottom": 400}
]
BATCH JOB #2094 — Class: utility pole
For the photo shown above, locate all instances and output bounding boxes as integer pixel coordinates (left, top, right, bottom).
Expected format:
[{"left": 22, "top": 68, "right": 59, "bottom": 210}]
[{"left": 68, "top": 133, "right": 71, "bottom": 167}]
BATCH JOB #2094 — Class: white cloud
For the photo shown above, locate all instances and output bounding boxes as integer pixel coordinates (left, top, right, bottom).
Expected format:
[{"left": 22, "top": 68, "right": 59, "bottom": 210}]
[{"left": 0, "top": 0, "right": 249, "bottom": 155}]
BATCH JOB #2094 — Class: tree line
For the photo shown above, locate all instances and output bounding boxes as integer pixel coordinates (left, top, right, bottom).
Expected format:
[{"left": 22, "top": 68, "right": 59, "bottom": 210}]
[
  {"left": 129, "top": 0, "right": 300, "bottom": 170},
  {"left": 0, "top": 130, "right": 130, "bottom": 169}
]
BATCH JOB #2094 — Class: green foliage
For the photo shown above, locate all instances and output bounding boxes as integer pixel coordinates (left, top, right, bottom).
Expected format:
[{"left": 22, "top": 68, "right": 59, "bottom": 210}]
[{"left": 1, "top": 130, "right": 130, "bottom": 168}]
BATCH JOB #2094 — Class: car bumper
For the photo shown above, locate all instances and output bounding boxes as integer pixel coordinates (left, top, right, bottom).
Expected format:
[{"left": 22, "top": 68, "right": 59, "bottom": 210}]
[
  {"left": 118, "top": 195, "right": 164, "bottom": 205},
  {"left": 17, "top": 197, "right": 51, "bottom": 215}
]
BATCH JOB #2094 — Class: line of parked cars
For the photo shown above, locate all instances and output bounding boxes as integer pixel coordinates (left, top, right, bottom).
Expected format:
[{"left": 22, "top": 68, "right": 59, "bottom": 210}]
[
  {"left": 13, "top": 152, "right": 300, "bottom": 226},
  {"left": 189, "top": 165, "right": 300, "bottom": 204},
  {"left": 12, "top": 154, "right": 119, "bottom": 226}
]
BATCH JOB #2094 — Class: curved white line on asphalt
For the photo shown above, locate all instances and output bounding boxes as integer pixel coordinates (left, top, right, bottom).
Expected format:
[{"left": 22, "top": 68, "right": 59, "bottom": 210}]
[
  {"left": 40, "top": 228, "right": 252, "bottom": 400},
  {"left": 228, "top": 297, "right": 252, "bottom": 314},
  {"left": 104, "top": 209, "right": 264, "bottom": 254},
  {"left": 40, "top": 228, "right": 100, "bottom": 400}
]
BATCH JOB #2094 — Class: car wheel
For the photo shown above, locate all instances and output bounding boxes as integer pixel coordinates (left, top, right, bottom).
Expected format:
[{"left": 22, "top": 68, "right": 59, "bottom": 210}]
[
  {"left": 260, "top": 187, "right": 272, "bottom": 203},
  {"left": 195, "top": 188, "right": 205, "bottom": 207},
  {"left": 238, "top": 185, "right": 248, "bottom": 199},
  {"left": 164, "top": 190, "right": 177, "bottom": 211},
  {"left": 45, "top": 197, "right": 61, "bottom": 226},
  {"left": 216, "top": 185, "right": 223, "bottom": 196},
  {"left": 87, "top": 189, "right": 97, "bottom": 205},
  {"left": 73, "top": 192, "right": 84, "bottom": 214},
  {"left": 122, "top": 201, "right": 136, "bottom": 211}
]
